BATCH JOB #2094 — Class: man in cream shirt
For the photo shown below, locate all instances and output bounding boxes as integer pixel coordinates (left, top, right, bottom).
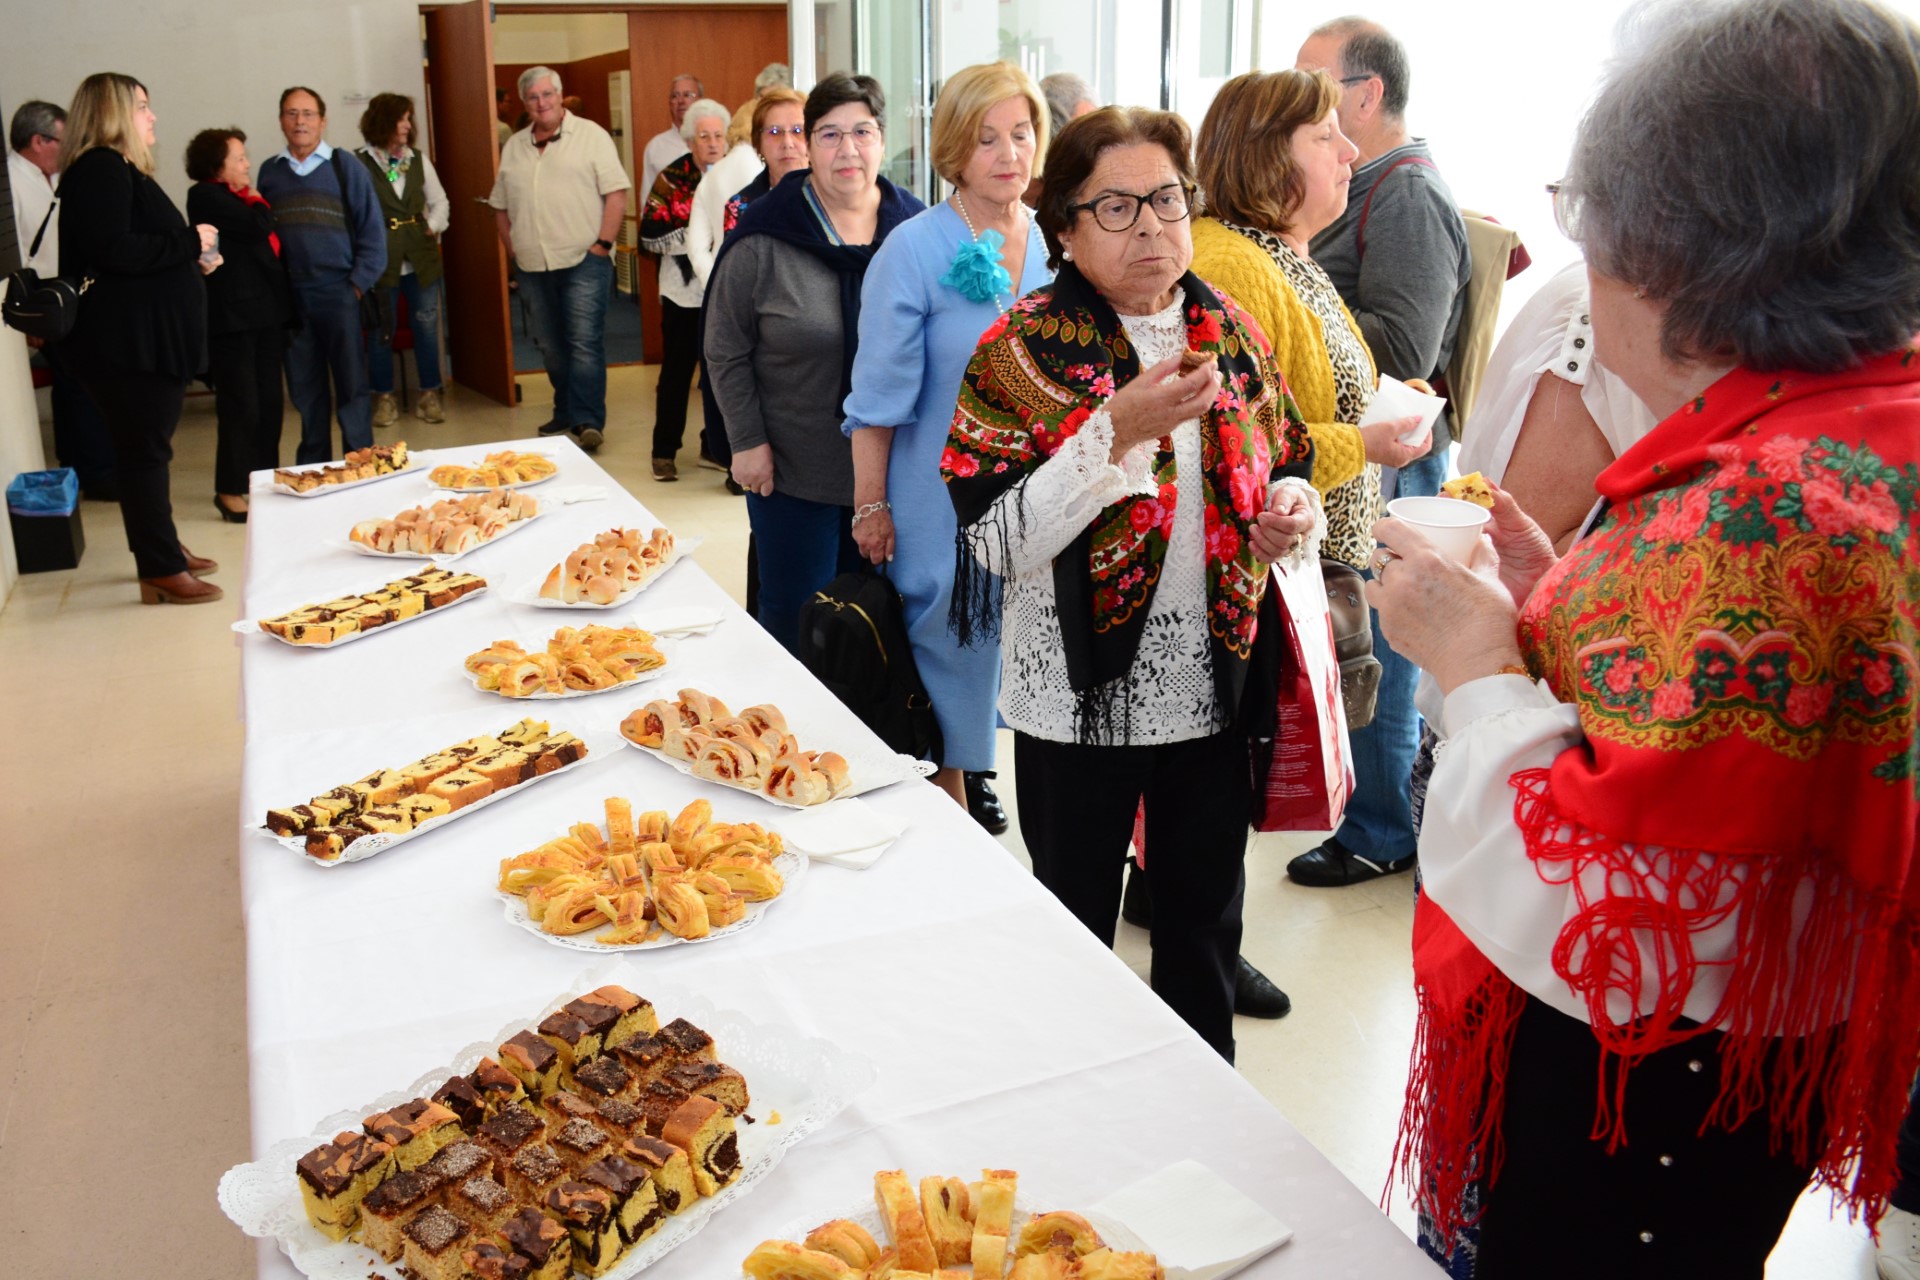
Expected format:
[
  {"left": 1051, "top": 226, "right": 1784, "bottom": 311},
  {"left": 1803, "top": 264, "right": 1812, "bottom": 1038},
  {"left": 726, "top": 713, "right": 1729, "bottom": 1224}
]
[
  {"left": 9, "top": 100, "right": 116, "bottom": 498},
  {"left": 490, "top": 66, "right": 630, "bottom": 452}
]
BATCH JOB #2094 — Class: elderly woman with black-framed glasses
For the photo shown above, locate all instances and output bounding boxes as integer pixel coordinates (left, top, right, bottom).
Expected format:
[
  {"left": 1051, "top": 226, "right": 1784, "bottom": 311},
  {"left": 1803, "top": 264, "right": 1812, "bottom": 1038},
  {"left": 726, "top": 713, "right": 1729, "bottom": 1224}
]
[
  {"left": 704, "top": 72, "right": 924, "bottom": 655},
  {"left": 942, "top": 106, "right": 1321, "bottom": 1061}
]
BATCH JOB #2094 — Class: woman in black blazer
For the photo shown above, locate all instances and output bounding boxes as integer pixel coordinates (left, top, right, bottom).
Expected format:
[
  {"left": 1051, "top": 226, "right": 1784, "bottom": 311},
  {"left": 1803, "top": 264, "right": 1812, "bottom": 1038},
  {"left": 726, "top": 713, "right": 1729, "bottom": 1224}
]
[
  {"left": 186, "top": 127, "right": 293, "bottom": 523},
  {"left": 58, "top": 72, "right": 223, "bottom": 604}
]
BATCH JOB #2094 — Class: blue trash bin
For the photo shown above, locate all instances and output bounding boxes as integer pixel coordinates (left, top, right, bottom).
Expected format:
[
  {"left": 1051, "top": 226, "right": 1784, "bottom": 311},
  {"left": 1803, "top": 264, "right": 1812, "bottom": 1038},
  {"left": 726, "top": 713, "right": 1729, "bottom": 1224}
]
[{"left": 7, "top": 468, "right": 85, "bottom": 573}]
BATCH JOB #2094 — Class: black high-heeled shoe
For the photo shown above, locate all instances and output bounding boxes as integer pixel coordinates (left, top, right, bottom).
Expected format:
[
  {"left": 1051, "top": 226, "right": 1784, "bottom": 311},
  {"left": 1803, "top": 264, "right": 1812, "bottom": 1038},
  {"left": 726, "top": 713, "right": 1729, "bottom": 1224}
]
[{"left": 214, "top": 496, "right": 248, "bottom": 523}]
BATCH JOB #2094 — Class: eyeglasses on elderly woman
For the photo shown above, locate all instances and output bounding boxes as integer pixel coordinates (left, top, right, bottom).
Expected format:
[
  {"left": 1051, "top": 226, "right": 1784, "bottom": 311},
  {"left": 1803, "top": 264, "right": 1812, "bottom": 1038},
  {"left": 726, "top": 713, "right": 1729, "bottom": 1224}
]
[
  {"left": 812, "top": 123, "right": 883, "bottom": 150},
  {"left": 1545, "top": 180, "right": 1582, "bottom": 240},
  {"left": 1068, "top": 181, "right": 1196, "bottom": 233}
]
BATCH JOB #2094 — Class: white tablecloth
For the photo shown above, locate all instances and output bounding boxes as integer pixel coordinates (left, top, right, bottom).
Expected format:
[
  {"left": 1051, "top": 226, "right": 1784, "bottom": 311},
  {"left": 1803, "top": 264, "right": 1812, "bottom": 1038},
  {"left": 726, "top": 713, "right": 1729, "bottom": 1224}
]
[{"left": 237, "top": 438, "right": 1437, "bottom": 1278}]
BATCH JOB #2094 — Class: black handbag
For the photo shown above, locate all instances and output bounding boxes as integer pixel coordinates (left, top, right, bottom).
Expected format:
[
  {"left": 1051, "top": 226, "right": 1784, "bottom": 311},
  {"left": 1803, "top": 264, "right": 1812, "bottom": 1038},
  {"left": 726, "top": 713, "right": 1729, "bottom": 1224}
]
[
  {"left": 1323, "top": 558, "right": 1382, "bottom": 729},
  {"left": 2, "top": 205, "right": 90, "bottom": 342},
  {"left": 797, "top": 567, "right": 945, "bottom": 763}
]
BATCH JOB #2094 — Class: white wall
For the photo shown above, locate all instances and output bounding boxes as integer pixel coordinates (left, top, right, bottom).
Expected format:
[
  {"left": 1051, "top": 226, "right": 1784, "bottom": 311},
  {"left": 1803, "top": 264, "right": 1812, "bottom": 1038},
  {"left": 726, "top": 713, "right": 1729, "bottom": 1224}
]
[
  {"left": 0, "top": 0, "right": 426, "bottom": 210},
  {"left": 0, "top": 333, "right": 48, "bottom": 600},
  {"left": 1252, "top": 0, "right": 1920, "bottom": 334}
]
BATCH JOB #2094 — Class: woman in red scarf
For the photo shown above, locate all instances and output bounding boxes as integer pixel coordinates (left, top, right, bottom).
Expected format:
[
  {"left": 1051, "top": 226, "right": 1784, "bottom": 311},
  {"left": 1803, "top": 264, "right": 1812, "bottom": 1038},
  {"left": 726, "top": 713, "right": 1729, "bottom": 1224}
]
[
  {"left": 1368, "top": 1, "right": 1920, "bottom": 1275},
  {"left": 186, "top": 127, "right": 292, "bottom": 523}
]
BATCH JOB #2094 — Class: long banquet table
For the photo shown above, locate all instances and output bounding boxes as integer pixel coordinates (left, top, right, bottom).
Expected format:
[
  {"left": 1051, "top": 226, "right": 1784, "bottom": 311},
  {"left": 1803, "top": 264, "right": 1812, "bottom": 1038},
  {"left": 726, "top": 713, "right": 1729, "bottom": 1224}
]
[{"left": 236, "top": 437, "right": 1438, "bottom": 1278}]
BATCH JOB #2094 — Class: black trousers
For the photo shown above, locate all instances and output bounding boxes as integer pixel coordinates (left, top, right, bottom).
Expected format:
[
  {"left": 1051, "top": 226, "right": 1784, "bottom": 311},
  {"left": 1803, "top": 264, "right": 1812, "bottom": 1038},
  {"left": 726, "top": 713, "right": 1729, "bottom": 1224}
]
[
  {"left": 698, "top": 362, "right": 730, "bottom": 468},
  {"left": 652, "top": 297, "right": 701, "bottom": 460},
  {"left": 209, "top": 327, "right": 286, "bottom": 497},
  {"left": 77, "top": 370, "right": 188, "bottom": 580},
  {"left": 42, "top": 345, "right": 118, "bottom": 495},
  {"left": 1013, "top": 727, "right": 1249, "bottom": 1061},
  {"left": 1895, "top": 1073, "right": 1920, "bottom": 1213},
  {"left": 1472, "top": 996, "right": 1818, "bottom": 1279}
]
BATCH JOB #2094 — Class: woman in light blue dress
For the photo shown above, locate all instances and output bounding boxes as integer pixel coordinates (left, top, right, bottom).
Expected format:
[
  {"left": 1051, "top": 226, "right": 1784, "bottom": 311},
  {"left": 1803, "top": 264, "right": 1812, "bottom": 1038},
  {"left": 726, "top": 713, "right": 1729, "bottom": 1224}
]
[{"left": 844, "top": 62, "right": 1053, "bottom": 825}]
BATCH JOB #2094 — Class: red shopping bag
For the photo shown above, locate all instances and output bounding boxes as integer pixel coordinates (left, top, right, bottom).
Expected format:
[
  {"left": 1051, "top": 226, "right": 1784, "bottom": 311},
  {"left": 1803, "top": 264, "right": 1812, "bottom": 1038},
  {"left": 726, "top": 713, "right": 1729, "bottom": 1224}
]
[{"left": 1252, "top": 557, "right": 1355, "bottom": 831}]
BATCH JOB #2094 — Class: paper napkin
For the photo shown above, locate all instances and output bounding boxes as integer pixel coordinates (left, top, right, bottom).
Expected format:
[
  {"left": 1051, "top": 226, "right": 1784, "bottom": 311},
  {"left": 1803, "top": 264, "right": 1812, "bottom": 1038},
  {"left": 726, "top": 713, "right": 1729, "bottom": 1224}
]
[
  {"left": 1359, "top": 373, "right": 1448, "bottom": 446},
  {"left": 1087, "top": 1159, "right": 1294, "bottom": 1280}
]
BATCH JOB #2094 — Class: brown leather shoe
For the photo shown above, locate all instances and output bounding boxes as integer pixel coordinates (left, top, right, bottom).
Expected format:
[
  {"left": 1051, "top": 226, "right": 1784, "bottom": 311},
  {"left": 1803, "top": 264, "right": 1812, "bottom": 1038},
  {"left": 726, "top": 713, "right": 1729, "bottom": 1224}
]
[
  {"left": 651, "top": 458, "right": 677, "bottom": 482},
  {"left": 180, "top": 544, "right": 218, "bottom": 575},
  {"left": 139, "top": 572, "right": 224, "bottom": 605}
]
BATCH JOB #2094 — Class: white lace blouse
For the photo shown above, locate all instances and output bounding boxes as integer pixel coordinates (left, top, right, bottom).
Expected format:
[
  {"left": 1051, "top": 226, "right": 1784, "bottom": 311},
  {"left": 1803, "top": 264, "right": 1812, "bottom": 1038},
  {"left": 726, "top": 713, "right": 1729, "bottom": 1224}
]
[{"left": 973, "top": 298, "right": 1321, "bottom": 746}]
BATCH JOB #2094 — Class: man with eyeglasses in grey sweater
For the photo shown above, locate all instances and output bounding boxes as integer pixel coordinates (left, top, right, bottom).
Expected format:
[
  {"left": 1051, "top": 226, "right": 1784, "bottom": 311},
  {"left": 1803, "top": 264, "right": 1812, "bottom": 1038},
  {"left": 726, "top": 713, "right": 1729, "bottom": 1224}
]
[{"left": 1292, "top": 16, "right": 1472, "bottom": 890}]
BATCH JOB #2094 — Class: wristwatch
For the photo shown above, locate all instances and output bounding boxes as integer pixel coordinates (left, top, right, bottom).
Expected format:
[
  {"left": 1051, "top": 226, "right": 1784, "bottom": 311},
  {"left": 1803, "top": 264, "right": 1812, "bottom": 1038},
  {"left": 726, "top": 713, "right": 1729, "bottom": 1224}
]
[{"left": 593, "top": 238, "right": 613, "bottom": 252}]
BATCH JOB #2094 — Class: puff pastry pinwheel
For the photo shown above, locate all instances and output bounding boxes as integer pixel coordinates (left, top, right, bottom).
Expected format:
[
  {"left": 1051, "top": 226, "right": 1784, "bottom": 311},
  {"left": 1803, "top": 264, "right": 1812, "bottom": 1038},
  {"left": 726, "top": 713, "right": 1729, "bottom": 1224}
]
[
  {"left": 465, "top": 624, "right": 664, "bottom": 697},
  {"left": 498, "top": 796, "right": 784, "bottom": 946}
]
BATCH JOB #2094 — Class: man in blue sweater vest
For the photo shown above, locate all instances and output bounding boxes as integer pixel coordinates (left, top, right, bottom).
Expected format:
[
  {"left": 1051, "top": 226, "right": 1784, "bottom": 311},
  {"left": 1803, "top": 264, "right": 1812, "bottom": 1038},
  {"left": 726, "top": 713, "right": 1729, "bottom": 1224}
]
[{"left": 257, "top": 86, "right": 386, "bottom": 464}]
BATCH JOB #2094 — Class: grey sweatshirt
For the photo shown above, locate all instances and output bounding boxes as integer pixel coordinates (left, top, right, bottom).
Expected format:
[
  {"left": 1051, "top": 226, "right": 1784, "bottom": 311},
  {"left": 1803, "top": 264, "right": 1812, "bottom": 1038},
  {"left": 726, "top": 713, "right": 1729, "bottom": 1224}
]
[
  {"left": 704, "top": 234, "right": 854, "bottom": 507},
  {"left": 1311, "top": 140, "right": 1471, "bottom": 451}
]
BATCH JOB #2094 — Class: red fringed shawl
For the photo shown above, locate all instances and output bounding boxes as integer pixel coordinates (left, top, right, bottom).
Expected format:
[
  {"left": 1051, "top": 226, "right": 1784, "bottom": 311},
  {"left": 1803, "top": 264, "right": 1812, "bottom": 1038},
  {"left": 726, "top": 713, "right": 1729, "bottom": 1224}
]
[{"left": 1398, "top": 348, "right": 1920, "bottom": 1242}]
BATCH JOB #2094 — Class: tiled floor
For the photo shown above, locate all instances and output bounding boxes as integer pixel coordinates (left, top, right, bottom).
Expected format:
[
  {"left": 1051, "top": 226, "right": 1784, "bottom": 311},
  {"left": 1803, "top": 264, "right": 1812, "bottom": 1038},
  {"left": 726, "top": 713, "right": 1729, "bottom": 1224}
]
[{"left": 0, "top": 367, "right": 1874, "bottom": 1276}]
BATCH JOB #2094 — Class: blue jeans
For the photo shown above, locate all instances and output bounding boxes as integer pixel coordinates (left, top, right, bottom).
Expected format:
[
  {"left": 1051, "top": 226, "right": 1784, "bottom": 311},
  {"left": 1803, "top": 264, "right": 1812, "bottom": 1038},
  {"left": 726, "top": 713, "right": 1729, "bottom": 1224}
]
[
  {"left": 744, "top": 488, "right": 860, "bottom": 656},
  {"left": 516, "top": 253, "right": 611, "bottom": 431},
  {"left": 367, "top": 273, "right": 443, "bottom": 393},
  {"left": 286, "top": 279, "right": 373, "bottom": 465},
  {"left": 1335, "top": 440, "right": 1451, "bottom": 862}
]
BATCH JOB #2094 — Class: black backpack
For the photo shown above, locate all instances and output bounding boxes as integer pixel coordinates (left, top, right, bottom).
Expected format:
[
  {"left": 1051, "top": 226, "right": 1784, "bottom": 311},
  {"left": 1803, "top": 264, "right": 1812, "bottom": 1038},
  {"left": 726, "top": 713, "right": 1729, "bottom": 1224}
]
[{"left": 797, "top": 568, "right": 944, "bottom": 763}]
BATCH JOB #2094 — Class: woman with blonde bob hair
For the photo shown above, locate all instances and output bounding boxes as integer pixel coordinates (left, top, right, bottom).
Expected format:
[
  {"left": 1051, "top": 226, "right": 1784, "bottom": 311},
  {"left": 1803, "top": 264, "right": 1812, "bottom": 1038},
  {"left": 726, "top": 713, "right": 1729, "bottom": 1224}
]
[
  {"left": 841, "top": 61, "right": 1052, "bottom": 825},
  {"left": 59, "top": 72, "right": 225, "bottom": 604}
]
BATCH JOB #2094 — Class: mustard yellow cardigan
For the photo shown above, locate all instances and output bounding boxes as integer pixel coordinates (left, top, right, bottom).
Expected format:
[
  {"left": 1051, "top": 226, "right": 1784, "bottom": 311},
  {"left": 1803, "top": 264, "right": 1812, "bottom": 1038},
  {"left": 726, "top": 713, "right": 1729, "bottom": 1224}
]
[{"left": 1189, "top": 217, "right": 1371, "bottom": 494}]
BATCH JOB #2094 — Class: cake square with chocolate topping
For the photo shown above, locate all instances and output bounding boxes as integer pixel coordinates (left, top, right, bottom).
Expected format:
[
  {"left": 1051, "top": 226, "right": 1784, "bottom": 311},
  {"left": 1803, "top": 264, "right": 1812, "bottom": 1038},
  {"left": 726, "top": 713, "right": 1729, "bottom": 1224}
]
[
  {"left": 573, "top": 1054, "right": 634, "bottom": 1103},
  {"left": 543, "top": 1180, "right": 625, "bottom": 1277},
  {"left": 472, "top": 749, "right": 534, "bottom": 790},
  {"left": 362, "top": 1097, "right": 462, "bottom": 1171},
  {"left": 449, "top": 1173, "right": 519, "bottom": 1238},
  {"left": 541, "top": 1090, "right": 601, "bottom": 1127},
  {"left": 423, "top": 1139, "right": 493, "bottom": 1188},
  {"left": 610, "top": 1033, "right": 677, "bottom": 1087},
  {"left": 476, "top": 1104, "right": 546, "bottom": 1164},
  {"left": 499, "top": 1030, "right": 565, "bottom": 1098},
  {"left": 427, "top": 767, "right": 495, "bottom": 811},
  {"left": 536, "top": 1009, "right": 598, "bottom": 1070},
  {"left": 504, "top": 1143, "right": 568, "bottom": 1205},
  {"left": 303, "top": 826, "right": 358, "bottom": 861},
  {"left": 551, "top": 1117, "right": 613, "bottom": 1171},
  {"left": 662, "top": 1060, "right": 750, "bottom": 1115},
  {"left": 395, "top": 793, "right": 451, "bottom": 826},
  {"left": 355, "top": 1166, "right": 445, "bottom": 1261},
  {"left": 431, "top": 1074, "right": 488, "bottom": 1132},
  {"left": 497, "top": 718, "right": 550, "bottom": 749},
  {"left": 634, "top": 1079, "right": 691, "bottom": 1137},
  {"left": 654, "top": 1017, "right": 716, "bottom": 1063},
  {"left": 468, "top": 1056, "right": 530, "bottom": 1116},
  {"left": 582, "top": 1155, "right": 667, "bottom": 1249},
  {"left": 593, "top": 1097, "right": 646, "bottom": 1143},
  {"left": 661, "top": 1095, "right": 738, "bottom": 1197},
  {"left": 295, "top": 1130, "right": 395, "bottom": 1241},
  {"left": 462, "top": 1241, "right": 533, "bottom": 1280},
  {"left": 566, "top": 987, "right": 657, "bottom": 1049},
  {"left": 401, "top": 1203, "right": 471, "bottom": 1280},
  {"left": 501, "top": 1206, "right": 572, "bottom": 1280},
  {"left": 617, "top": 1135, "right": 698, "bottom": 1216}
]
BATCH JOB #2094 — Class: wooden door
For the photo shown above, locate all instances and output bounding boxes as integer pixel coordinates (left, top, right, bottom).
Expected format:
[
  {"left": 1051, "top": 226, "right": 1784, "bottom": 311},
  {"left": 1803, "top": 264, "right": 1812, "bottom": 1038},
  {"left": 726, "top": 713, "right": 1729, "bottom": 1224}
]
[
  {"left": 424, "top": 0, "right": 516, "bottom": 405},
  {"left": 627, "top": 5, "right": 790, "bottom": 360}
]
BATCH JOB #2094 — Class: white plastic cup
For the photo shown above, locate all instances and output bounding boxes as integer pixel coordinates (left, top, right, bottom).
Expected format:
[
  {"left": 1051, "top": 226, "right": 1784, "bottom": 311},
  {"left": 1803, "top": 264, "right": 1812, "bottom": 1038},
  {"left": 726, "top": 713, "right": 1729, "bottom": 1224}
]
[{"left": 1385, "top": 495, "right": 1491, "bottom": 564}]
